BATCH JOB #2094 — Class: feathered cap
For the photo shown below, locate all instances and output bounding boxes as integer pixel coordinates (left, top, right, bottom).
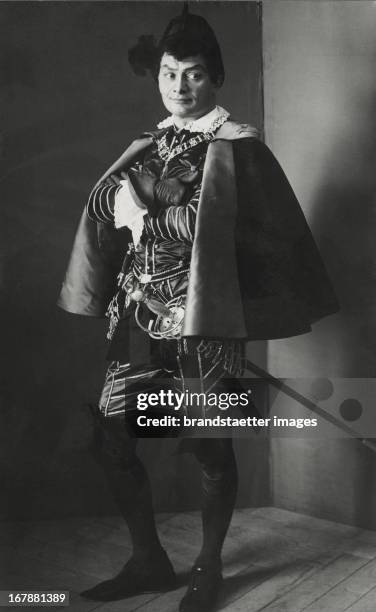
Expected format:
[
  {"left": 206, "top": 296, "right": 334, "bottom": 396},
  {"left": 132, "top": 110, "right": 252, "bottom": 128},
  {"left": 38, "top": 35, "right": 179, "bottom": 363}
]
[{"left": 128, "top": 3, "right": 225, "bottom": 86}]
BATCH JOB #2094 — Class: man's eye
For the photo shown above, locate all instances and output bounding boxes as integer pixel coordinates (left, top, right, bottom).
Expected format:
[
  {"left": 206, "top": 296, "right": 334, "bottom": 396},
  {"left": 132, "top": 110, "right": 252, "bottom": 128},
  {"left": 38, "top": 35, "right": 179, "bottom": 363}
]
[
  {"left": 187, "top": 72, "right": 203, "bottom": 81},
  {"left": 163, "top": 72, "right": 175, "bottom": 80}
]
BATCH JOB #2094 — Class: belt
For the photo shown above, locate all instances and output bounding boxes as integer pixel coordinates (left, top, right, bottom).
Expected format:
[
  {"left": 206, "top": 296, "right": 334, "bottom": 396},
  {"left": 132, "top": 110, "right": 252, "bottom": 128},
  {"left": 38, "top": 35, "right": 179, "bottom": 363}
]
[{"left": 133, "top": 262, "right": 190, "bottom": 284}]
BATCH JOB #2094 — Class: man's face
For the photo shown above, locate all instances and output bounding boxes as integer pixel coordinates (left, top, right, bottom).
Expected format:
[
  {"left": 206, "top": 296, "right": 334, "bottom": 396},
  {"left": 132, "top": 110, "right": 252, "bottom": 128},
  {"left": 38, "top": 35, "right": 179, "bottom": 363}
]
[{"left": 158, "top": 53, "right": 218, "bottom": 123}]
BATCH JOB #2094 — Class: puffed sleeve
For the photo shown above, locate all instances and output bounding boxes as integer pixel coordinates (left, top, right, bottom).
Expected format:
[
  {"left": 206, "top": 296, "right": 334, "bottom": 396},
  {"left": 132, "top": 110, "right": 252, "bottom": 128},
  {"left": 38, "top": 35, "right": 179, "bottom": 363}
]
[{"left": 86, "top": 182, "right": 121, "bottom": 224}]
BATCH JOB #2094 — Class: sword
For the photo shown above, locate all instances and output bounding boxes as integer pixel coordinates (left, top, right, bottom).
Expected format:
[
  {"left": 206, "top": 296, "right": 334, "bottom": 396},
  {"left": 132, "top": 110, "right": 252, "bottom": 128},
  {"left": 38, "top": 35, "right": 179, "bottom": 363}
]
[{"left": 245, "top": 359, "right": 376, "bottom": 454}]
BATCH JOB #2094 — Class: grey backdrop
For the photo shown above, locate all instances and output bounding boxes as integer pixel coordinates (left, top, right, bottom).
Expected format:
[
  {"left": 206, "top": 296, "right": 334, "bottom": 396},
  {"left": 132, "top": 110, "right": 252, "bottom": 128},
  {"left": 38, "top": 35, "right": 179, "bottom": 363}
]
[
  {"left": 264, "top": 1, "right": 376, "bottom": 529},
  {"left": 0, "top": 1, "right": 266, "bottom": 519}
]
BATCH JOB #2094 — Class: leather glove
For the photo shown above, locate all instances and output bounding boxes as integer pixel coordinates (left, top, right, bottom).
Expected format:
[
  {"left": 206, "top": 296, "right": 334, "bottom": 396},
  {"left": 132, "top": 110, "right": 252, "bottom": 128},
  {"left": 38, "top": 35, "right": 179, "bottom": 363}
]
[
  {"left": 154, "top": 177, "right": 191, "bottom": 208},
  {"left": 127, "top": 167, "right": 157, "bottom": 212},
  {"left": 128, "top": 167, "right": 199, "bottom": 217}
]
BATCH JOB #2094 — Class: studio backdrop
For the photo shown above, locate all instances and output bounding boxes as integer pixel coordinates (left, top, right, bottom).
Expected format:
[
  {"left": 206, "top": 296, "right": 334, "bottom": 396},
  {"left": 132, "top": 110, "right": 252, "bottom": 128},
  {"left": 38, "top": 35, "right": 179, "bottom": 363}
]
[{"left": 0, "top": 0, "right": 266, "bottom": 520}]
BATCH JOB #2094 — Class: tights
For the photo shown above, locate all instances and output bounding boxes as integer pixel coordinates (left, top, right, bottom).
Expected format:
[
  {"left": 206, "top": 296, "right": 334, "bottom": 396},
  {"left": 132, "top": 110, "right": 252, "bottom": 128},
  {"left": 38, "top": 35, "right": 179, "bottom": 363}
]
[{"left": 90, "top": 410, "right": 238, "bottom": 567}]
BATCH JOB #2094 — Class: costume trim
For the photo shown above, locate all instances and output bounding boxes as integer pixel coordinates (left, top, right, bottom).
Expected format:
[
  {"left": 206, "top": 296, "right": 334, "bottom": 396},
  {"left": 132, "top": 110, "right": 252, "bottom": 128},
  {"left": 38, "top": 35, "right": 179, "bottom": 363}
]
[{"left": 157, "top": 131, "right": 214, "bottom": 163}]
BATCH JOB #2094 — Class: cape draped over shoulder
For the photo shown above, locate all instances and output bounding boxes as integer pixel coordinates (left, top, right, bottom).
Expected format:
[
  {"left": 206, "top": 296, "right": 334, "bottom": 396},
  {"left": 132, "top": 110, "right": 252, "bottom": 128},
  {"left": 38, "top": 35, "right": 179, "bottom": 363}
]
[{"left": 57, "top": 121, "right": 339, "bottom": 340}]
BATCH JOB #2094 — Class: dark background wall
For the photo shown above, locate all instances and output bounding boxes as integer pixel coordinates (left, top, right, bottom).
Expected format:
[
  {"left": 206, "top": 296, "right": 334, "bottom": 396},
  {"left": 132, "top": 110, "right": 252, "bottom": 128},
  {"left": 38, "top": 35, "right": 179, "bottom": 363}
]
[
  {"left": 263, "top": 1, "right": 376, "bottom": 529},
  {"left": 0, "top": 1, "right": 266, "bottom": 519}
]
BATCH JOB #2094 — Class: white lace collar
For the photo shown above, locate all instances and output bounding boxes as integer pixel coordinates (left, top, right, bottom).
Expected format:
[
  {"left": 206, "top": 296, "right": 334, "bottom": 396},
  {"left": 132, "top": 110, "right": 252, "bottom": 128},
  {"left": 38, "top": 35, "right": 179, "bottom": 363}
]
[{"left": 157, "top": 105, "right": 230, "bottom": 134}]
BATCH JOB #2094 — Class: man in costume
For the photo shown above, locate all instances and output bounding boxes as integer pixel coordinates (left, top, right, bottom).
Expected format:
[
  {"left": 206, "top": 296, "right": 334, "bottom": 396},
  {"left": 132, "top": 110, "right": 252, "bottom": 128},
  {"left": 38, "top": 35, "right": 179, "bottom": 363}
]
[{"left": 58, "top": 7, "right": 339, "bottom": 612}]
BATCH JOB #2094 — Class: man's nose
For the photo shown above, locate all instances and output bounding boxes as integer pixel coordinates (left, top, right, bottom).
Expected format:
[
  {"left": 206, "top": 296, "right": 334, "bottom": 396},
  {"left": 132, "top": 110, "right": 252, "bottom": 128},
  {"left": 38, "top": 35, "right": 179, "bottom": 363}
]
[{"left": 173, "top": 74, "right": 188, "bottom": 93}]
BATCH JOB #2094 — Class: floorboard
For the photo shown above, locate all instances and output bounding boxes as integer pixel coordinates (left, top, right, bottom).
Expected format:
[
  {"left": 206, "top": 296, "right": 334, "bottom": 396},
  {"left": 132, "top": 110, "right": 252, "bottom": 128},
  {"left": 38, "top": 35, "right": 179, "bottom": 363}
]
[{"left": 2, "top": 508, "right": 376, "bottom": 612}]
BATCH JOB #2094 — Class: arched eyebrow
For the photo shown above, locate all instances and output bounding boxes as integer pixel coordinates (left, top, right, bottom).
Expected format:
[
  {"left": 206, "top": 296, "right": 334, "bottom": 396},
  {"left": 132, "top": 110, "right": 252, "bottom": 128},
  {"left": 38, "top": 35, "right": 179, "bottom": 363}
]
[
  {"left": 160, "top": 64, "right": 177, "bottom": 71},
  {"left": 160, "top": 63, "right": 207, "bottom": 73}
]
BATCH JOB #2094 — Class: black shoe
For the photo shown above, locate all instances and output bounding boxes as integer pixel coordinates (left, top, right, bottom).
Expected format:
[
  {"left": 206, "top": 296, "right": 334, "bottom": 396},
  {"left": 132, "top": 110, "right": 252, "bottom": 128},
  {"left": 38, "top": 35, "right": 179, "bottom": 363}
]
[
  {"left": 80, "top": 550, "right": 177, "bottom": 601},
  {"left": 179, "top": 563, "right": 223, "bottom": 612}
]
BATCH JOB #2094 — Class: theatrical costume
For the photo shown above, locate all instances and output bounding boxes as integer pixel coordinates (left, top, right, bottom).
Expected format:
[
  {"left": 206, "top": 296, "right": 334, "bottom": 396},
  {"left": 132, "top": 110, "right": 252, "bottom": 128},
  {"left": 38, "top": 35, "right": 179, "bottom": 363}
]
[
  {"left": 59, "top": 108, "right": 339, "bottom": 422},
  {"left": 58, "top": 6, "right": 339, "bottom": 611},
  {"left": 58, "top": 108, "right": 339, "bottom": 606},
  {"left": 94, "top": 106, "right": 263, "bottom": 433},
  {"left": 86, "top": 106, "right": 247, "bottom": 425}
]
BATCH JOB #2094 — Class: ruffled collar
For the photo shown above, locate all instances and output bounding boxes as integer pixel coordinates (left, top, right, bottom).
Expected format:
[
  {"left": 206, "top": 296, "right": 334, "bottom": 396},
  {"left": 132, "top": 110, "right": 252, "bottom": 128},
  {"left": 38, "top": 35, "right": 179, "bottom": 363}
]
[{"left": 157, "top": 105, "right": 230, "bottom": 134}]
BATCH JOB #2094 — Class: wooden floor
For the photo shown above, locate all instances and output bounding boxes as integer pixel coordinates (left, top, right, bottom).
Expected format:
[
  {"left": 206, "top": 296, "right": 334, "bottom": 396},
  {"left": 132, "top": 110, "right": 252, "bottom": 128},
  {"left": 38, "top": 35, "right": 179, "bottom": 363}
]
[{"left": 2, "top": 507, "right": 376, "bottom": 611}]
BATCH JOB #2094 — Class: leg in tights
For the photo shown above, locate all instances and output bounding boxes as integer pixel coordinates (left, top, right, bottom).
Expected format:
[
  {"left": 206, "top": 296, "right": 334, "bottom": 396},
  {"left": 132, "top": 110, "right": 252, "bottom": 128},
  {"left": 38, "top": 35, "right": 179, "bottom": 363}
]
[
  {"left": 192, "top": 437, "right": 238, "bottom": 568},
  {"left": 81, "top": 410, "right": 176, "bottom": 600},
  {"left": 91, "top": 411, "right": 164, "bottom": 562}
]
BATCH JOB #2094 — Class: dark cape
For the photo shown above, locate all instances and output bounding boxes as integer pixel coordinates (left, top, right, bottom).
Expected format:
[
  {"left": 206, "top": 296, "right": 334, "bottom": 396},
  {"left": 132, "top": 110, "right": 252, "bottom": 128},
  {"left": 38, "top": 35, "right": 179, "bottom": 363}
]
[{"left": 57, "top": 121, "right": 339, "bottom": 340}]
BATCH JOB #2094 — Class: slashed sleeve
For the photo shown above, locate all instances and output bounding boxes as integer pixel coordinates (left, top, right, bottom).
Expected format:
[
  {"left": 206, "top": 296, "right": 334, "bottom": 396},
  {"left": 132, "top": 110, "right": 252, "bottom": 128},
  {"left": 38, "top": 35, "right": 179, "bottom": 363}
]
[
  {"left": 143, "top": 186, "right": 201, "bottom": 244},
  {"left": 86, "top": 182, "right": 121, "bottom": 224}
]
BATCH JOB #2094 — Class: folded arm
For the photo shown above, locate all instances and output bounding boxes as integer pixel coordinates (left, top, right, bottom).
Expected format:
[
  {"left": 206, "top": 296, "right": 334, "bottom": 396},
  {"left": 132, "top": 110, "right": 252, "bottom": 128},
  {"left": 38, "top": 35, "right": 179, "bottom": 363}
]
[
  {"left": 86, "top": 178, "right": 147, "bottom": 245},
  {"left": 86, "top": 181, "right": 121, "bottom": 224},
  {"left": 143, "top": 186, "right": 201, "bottom": 244}
]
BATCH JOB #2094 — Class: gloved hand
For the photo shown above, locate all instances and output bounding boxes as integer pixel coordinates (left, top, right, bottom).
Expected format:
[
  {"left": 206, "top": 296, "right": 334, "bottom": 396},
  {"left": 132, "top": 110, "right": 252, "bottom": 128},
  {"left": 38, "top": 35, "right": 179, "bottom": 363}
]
[
  {"left": 127, "top": 168, "right": 158, "bottom": 212},
  {"left": 127, "top": 167, "right": 199, "bottom": 217},
  {"left": 154, "top": 176, "right": 192, "bottom": 207}
]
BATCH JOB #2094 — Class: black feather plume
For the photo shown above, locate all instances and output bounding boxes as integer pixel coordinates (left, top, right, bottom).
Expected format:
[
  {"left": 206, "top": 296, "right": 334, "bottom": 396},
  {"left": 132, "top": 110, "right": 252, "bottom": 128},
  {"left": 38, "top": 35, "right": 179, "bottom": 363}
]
[{"left": 128, "top": 35, "right": 159, "bottom": 77}]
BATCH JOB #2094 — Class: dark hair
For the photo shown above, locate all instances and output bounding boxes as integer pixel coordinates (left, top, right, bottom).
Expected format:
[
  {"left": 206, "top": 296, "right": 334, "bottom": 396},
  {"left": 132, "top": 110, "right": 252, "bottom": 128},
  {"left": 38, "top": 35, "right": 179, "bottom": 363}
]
[
  {"left": 128, "top": 12, "right": 225, "bottom": 87},
  {"left": 158, "top": 31, "right": 224, "bottom": 86}
]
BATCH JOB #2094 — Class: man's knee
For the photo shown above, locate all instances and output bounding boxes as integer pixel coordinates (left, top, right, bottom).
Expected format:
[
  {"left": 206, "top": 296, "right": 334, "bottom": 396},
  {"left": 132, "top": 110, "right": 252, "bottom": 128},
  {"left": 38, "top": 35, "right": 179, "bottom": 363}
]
[
  {"left": 193, "top": 438, "right": 235, "bottom": 469},
  {"left": 89, "top": 407, "right": 138, "bottom": 471}
]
